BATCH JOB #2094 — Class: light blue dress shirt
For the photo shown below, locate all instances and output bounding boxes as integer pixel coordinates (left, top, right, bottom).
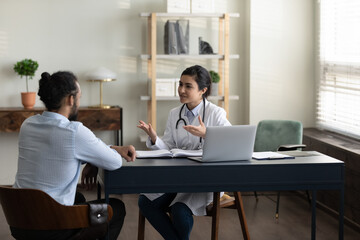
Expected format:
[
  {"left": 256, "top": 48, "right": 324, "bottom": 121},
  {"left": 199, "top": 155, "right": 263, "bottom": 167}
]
[
  {"left": 184, "top": 102, "right": 202, "bottom": 124},
  {"left": 13, "top": 111, "right": 123, "bottom": 205}
]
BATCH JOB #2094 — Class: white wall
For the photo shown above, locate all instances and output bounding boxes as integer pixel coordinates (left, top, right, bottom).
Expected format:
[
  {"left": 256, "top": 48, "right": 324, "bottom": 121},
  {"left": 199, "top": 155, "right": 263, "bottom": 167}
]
[
  {"left": 0, "top": 0, "right": 245, "bottom": 184},
  {"left": 249, "top": 0, "right": 315, "bottom": 125},
  {"left": 0, "top": 0, "right": 315, "bottom": 185}
]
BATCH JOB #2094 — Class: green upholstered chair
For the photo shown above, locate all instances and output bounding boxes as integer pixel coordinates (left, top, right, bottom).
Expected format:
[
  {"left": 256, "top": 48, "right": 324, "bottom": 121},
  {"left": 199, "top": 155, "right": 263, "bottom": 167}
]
[
  {"left": 254, "top": 120, "right": 304, "bottom": 152},
  {"left": 253, "top": 120, "right": 306, "bottom": 219}
]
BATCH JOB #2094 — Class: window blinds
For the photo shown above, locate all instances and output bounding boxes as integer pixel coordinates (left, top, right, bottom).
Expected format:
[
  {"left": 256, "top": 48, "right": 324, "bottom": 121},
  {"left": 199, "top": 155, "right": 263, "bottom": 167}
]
[{"left": 317, "top": 0, "right": 360, "bottom": 138}]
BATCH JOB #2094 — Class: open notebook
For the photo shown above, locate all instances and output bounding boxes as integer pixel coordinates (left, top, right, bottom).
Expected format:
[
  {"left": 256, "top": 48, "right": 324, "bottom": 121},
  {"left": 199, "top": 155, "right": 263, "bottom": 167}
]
[
  {"left": 136, "top": 149, "right": 202, "bottom": 158},
  {"left": 252, "top": 151, "right": 295, "bottom": 160}
]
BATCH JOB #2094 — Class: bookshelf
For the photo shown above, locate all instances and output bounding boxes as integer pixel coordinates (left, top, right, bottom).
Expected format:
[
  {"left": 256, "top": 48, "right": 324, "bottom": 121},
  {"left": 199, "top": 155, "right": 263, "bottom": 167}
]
[{"left": 140, "top": 12, "right": 240, "bottom": 131}]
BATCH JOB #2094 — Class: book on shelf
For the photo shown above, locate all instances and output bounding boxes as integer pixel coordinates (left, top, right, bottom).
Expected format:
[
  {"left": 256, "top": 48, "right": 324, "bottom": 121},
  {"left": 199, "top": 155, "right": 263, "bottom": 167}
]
[
  {"left": 164, "top": 21, "right": 178, "bottom": 54},
  {"left": 136, "top": 149, "right": 202, "bottom": 158},
  {"left": 164, "top": 20, "right": 189, "bottom": 55}
]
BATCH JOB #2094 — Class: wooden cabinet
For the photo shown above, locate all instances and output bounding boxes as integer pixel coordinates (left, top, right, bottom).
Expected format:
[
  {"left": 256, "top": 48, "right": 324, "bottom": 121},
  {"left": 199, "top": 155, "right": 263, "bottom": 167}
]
[
  {"left": 303, "top": 128, "right": 360, "bottom": 227},
  {"left": 0, "top": 107, "right": 123, "bottom": 145},
  {"left": 140, "top": 12, "right": 240, "bottom": 130}
]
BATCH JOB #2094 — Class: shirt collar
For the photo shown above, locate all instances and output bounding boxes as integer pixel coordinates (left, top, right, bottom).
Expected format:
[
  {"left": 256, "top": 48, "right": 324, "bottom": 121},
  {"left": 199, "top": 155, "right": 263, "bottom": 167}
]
[
  {"left": 184, "top": 101, "right": 203, "bottom": 117},
  {"left": 42, "top": 111, "right": 70, "bottom": 122}
]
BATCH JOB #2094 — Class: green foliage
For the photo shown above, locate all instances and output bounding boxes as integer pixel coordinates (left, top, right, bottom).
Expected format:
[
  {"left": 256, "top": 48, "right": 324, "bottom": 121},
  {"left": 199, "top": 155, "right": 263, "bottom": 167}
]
[
  {"left": 14, "top": 59, "right": 39, "bottom": 78},
  {"left": 209, "top": 70, "right": 220, "bottom": 83},
  {"left": 13, "top": 58, "right": 39, "bottom": 92}
]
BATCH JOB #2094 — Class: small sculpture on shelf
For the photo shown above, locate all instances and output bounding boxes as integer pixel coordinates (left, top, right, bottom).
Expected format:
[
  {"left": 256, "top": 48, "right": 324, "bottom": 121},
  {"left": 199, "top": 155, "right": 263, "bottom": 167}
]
[{"left": 199, "top": 37, "right": 214, "bottom": 54}]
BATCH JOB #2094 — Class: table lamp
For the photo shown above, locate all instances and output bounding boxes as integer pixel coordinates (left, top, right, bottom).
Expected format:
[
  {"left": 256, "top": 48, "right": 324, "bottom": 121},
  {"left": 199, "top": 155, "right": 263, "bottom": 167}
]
[{"left": 87, "top": 67, "right": 117, "bottom": 109}]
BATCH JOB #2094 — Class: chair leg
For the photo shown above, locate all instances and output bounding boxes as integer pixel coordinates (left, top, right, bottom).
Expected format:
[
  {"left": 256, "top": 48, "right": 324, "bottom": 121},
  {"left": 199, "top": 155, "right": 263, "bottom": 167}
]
[
  {"left": 233, "top": 192, "right": 250, "bottom": 240},
  {"left": 306, "top": 190, "right": 311, "bottom": 206},
  {"left": 254, "top": 191, "right": 259, "bottom": 201},
  {"left": 97, "top": 182, "right": 101, "bottom": 200},
  {"left": 276, "top": 191, "right": 280, "bottom": 219},
  {"left": 138, "top": 210, "right": 145, "bottom": 240},
  {"left": 211, "top": 192, "right": 221, "bottom": 240}
]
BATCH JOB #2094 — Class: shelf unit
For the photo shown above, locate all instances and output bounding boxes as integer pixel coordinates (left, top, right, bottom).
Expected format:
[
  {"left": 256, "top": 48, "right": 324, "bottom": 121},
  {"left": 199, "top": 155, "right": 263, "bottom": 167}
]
[
  {"left": 140, "top": 95, "right": 239, "bottom": 101},
  {"left": 140, "top": 12, "right": 239, "bottom": 131},
  {"left": 140, "top": 54, "right": 239, "bottom": 59}
]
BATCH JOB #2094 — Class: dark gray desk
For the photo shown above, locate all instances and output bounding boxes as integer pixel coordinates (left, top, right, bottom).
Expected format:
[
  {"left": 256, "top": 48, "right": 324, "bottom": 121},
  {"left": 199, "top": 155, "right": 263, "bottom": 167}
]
[{"left": 99, "top": 153, "right": 344, "bottom": 240}]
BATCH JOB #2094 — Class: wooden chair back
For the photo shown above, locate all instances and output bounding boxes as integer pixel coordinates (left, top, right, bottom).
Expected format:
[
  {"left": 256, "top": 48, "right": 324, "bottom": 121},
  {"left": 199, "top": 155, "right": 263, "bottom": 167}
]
[{"left": 0, "top": 186, "right": 113, "bottom": 230}]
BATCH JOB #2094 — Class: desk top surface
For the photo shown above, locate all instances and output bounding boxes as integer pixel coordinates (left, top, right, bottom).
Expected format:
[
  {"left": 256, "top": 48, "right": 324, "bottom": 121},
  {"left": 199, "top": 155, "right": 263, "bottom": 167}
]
[
  {"left": 102, "top": 151, "right": 344, "bottom": 193},
  {"left": 121, "top": 152, "right": 343, "bottom": 168}
]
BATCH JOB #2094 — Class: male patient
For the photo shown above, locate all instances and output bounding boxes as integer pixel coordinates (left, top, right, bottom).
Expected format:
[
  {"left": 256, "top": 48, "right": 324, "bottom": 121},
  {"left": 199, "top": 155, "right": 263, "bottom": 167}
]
[{"left": 12, "top": 71, "right": 136, "bottom": 240}]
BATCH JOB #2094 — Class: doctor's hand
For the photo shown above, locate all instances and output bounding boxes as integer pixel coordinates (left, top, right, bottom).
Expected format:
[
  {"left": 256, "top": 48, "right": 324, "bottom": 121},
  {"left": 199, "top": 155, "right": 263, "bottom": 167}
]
[
  {"left": 137, "top": 120, "right": 157, "bottom": 144},
  {"left": 111, "top": 145, "right": 136, "bottom": 162},
  {"left": 183, "top": 115, "right": 206, "bottom": 138}
]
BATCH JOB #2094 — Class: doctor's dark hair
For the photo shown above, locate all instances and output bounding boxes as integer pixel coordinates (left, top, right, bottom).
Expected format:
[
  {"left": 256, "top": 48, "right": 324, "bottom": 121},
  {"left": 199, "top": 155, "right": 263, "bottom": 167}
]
[
  {"left": 38, "top": 71, "right": 79, "bottom": 111},
  {"left": 181, "top": 65, "right": 212, "bottom": 98}
]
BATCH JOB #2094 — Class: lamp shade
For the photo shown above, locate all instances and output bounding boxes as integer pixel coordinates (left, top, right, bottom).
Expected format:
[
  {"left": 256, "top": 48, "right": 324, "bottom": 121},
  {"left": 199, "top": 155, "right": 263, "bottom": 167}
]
[{"left": 87, "top": 67, "right": 117, "bottom": 80}]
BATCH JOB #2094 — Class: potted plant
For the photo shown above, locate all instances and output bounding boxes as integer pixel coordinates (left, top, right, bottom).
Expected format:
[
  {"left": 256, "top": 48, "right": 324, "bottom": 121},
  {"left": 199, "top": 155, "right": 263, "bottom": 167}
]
[
  {"left": 209, "top": 70, "right": 220, "bottom": 96},
  {"left": 14, "top": 58, "right": 39, "bottom": 109}
]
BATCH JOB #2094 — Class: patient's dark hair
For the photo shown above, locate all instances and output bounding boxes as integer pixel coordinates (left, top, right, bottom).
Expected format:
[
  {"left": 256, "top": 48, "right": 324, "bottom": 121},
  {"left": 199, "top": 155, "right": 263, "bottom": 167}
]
[
  {"left": 181, "top": 65, "right": 212, "bottom": 98},
  {"left": 38, "top": 71, "right": 78, "bottom": 111}
]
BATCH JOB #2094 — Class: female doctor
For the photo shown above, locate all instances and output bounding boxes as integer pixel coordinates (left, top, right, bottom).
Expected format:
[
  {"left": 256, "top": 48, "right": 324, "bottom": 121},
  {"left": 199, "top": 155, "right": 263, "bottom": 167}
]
[{"left": 137, "top": 65, "right": 231, "bottom": 240}]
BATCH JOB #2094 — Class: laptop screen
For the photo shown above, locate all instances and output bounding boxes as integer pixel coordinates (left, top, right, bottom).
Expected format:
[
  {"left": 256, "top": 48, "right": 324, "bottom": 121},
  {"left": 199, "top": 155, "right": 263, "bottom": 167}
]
[{"left": 201, "top": 125, "right": 256, "bottom": 162}]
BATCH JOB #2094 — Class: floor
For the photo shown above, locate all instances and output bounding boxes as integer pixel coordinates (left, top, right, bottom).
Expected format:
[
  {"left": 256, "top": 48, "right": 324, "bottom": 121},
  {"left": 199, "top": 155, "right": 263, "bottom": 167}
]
[{"left": 0, "top": 190, "right": 359, "bottom": 240}]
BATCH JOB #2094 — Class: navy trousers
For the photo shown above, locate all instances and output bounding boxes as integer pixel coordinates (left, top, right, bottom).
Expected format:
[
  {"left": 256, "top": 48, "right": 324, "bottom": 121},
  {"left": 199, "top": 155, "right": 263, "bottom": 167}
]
[{"left": 138, "top": 193, "right": 194, "bottom": 240}]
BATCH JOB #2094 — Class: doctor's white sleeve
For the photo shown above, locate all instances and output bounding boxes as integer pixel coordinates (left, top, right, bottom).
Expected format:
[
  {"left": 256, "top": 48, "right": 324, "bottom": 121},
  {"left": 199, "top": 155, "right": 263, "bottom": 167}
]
[{"left": 146, "top": 110, "right": 175, "bottom": 150}]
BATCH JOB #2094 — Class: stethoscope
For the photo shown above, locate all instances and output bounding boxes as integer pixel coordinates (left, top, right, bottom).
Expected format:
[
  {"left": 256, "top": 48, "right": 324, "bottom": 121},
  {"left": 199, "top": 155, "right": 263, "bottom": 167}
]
[{"left": 175, "top": 97, "right": 206, "bottom": 144}]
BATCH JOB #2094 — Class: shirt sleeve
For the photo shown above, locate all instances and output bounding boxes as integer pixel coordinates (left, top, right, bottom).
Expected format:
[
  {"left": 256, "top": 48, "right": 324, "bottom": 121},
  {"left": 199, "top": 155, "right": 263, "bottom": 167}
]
[
  {"left": 74, "top": 123, "right": 122, "bottom": 170},
  {"left": 146, "top": 110, "right": 176, "bottom": 150}
]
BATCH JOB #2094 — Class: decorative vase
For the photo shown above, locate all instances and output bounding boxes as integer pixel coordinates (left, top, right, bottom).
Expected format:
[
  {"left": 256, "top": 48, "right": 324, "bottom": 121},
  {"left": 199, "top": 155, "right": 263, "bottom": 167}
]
[
  {"left": 21, "top": 92, "right": 36, "bottom": 109},
  {"left": 210, "top": 83, "right": 218, "bottom": 96}
]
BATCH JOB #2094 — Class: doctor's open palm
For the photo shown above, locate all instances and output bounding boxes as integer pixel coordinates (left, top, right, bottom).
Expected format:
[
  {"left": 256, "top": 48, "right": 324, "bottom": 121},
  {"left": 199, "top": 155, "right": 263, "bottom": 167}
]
[
  {"left": 182, "top": 115, "right": 207, "bottom": 138},
  {"left": 137, "top": 120, "right": 157, "bottom": 144}
]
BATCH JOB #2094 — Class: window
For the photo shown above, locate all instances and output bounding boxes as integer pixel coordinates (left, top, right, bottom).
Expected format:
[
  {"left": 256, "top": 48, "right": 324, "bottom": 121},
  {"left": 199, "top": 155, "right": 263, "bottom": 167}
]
[{"left": 317, "top": 0, "right": 360, "bottom": 139}]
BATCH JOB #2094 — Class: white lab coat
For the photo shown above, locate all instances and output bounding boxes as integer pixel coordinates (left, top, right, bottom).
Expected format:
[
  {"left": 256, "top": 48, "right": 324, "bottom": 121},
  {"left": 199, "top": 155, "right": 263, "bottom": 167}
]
[{"left": 145, "top": 99, "right": 231, "bottom": 216}]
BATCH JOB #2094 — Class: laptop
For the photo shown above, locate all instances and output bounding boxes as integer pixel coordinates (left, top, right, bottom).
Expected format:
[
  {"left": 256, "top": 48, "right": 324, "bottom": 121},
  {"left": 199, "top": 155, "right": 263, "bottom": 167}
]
[{"left": 189, "top": 125, "right": 257, "bottom": 162}]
